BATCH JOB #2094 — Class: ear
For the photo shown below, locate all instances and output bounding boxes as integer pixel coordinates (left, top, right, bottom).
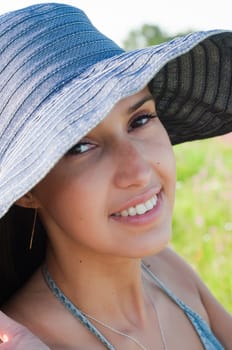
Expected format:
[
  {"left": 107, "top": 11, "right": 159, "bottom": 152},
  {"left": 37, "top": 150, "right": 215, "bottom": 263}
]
[{"left": 15, "top": 192, "right": 39, "bottom": 209}]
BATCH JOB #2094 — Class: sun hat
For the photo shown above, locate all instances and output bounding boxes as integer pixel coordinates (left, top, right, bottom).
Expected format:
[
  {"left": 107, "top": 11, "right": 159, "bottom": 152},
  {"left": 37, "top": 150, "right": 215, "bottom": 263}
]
[{"left": 0, "top": 3, "right": 231, "bottom": 219}]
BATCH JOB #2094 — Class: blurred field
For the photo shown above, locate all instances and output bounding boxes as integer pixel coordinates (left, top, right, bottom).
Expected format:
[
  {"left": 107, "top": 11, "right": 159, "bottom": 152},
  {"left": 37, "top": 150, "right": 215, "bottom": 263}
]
[{"left": 171, "top": 136, "right": 232, "bottom": 313}]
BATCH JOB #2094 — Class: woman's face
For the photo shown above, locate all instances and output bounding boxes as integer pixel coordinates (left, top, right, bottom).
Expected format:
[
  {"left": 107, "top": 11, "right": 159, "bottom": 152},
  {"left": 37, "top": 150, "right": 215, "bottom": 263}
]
[{"left": 32, "top": 87, "right": 176, "bottom": 259}]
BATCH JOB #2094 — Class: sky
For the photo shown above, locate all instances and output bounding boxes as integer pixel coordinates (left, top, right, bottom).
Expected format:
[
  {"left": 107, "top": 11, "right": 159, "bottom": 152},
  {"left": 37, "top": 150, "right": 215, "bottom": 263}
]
[{"left": 0, "top": 0, "right": 231, "bottom": 46}]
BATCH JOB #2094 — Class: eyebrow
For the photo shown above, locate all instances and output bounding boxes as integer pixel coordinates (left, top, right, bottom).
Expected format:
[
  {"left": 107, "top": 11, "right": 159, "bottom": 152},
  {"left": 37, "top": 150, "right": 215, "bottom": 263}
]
[{"left": 127, "top": 95, "right": 154, "bottom": 114}]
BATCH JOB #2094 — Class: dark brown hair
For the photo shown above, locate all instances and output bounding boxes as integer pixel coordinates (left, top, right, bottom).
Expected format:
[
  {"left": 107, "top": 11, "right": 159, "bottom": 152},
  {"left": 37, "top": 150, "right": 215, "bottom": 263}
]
[{"left": 0, "top": 206, "right": 46, "bottom": 306}]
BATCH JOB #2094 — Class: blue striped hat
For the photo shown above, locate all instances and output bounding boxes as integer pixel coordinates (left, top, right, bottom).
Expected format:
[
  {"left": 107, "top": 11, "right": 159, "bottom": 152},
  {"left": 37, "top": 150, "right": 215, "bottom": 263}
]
[{"left": 0, "top": 3, "right": 231, "bottom": 218}]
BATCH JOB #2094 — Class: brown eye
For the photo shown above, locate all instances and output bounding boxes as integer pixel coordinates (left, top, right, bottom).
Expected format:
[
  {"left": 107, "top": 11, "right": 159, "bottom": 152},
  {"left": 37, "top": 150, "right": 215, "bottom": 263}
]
[
  {"left": 66, "top": 142, "right": 95, "bottom": 155},
  {"left": 128, "top": 113, "right": 157, "bottom": 132}
]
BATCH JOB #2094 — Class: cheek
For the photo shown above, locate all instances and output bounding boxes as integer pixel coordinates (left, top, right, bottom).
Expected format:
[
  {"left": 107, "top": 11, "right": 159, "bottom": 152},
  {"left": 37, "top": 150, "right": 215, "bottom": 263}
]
[
  {"left": 37, "top": 166, "right": 114, "bottom": 251},
  {"left": 147, "top": 130, "right": 176, "bottom": 176},
  {"left": 34, "top": 163, "right": 107, "bottom": 233},
  {"left": 159, "top": 145, "right": 176, "bottom": 182},
  {"left": 147, "top": 133, "right": 176, "bottom": 201}
]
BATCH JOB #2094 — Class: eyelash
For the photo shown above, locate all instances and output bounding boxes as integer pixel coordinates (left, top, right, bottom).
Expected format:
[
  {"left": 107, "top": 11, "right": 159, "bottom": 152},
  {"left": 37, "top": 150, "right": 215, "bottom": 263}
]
[
  {"left": 128, "top": 112, "right": 157, "bottom": 132},
  {"left": 66, "top": 113, "right": 157, "bottom": 156},
  {"left": 66, "top": 141, "right": 95, "bottom": 156}
]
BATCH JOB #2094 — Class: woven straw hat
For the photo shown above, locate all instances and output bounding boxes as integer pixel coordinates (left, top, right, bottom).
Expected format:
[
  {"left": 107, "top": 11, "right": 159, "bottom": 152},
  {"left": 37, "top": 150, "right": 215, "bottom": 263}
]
[{"left": 0, "top": 3, "right": 231, "bottom": 218}]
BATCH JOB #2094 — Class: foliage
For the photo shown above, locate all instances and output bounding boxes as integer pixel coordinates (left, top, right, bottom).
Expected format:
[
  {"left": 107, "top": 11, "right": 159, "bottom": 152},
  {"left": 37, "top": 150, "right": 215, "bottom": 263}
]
[
  {"left": 172, "top": 138, "right": 232, "bottom": 313},
  {"left": 123, "top": 24, "right": 190, "bottom": 50}
]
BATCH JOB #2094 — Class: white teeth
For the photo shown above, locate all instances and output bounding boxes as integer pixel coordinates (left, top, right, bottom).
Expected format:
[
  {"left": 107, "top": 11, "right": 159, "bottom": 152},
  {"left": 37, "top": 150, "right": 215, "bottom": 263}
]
[
  {"left": 128, "top": 207, "right": 137, "bottom": 216},
  {"left": 135, "top": 203, "right": 147, "bottom": 215},
  {"left": 151, "top": 196, "right": 157, "bottom": 206},
  {"left": 145, "top": 199, "right": 153, "bottom": 210},
  {"left": 114, "top": 194, "right": 158, "bottom": 217}
]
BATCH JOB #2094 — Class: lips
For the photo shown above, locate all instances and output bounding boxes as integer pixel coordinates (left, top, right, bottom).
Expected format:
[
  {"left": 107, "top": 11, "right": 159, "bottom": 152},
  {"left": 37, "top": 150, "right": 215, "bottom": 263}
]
[
  {"left": 112, "top": 194, "right": 158, "bottom": 217},
  {"left": 110, "top": 190, "right": 163, "bottom": 227},
  {"left": 111, "top": 187, "right": 161, "bottom": 217}
]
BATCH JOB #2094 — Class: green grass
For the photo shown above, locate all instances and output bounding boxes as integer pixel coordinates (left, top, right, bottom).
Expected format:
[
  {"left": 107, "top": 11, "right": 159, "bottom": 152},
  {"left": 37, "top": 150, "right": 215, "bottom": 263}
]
[{"left": 171, "top": 137, "right": 232, "bottom": 313}]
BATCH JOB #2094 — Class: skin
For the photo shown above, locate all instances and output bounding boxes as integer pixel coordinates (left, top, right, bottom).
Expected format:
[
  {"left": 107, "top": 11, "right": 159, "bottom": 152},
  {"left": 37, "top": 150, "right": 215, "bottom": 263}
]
[
  {"left": 0, "top": 311, "right": 50, "bottom": 349},
  {"left": 2, "top": 88, "right": 232, "bottom": 349}
]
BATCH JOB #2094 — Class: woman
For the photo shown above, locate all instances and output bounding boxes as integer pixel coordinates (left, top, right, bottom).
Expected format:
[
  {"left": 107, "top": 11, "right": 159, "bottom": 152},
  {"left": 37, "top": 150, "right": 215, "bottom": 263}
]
[{"left": 0, "top": 3, "right": 231, "bottom": 349}]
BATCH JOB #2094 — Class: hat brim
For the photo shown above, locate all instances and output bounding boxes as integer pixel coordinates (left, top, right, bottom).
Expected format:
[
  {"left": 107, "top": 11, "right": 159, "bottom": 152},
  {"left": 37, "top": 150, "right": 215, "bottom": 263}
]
[{"left": 0, "top": 29, "right": 232, "bottom": 218}]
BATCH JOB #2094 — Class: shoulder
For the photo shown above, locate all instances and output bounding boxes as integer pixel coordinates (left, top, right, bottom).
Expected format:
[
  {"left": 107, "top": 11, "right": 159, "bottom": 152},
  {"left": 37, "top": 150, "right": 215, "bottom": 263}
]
[
  {"left": 143, "top": 247, "right": 232, "bottom": 348},
  {"left": 143, "top": 247, "right": 209, "bottom": 321},
  {"left": 2, "top": 269, "right": 97, "bottom": 348},
  {"left": 143, "top": 246, "right": 201, "bottom": 290}
]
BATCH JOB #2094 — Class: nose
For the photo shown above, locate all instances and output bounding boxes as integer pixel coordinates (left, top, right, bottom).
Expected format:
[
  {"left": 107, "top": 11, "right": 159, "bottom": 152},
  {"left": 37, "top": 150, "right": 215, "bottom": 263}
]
[{"left": 113, "top": 140, "right": 152, "bottom": 189}]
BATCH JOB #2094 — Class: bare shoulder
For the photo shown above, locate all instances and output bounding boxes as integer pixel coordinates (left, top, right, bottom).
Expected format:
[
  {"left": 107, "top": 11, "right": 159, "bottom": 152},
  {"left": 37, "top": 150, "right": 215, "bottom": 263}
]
[
  {"left": 143, "top": 247, "right": 232, "bottom": 348},
  {"left": 143, "top": 247, "right": 208, "bottom": 320},
  {"left": 2, "top": 269, "right": 98, "bottom": 349},
  {"left": 2, "top": 269, "right": 56, "bottom": 342},
  {"left": 143, "top": 246, "right": 201, "bottom": 292},
  {"left": 2, "top": 269, "right": 64, "bottom": 346},
  {"left": 3, "top": 269, "right": 49, "bottom": 315}
]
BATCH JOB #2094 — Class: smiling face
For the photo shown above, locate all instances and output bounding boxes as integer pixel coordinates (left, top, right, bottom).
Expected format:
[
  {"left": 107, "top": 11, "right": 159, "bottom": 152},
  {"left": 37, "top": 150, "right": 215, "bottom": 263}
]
[{"left": 30, "top": 87, "right": 176, "bottom": 260}]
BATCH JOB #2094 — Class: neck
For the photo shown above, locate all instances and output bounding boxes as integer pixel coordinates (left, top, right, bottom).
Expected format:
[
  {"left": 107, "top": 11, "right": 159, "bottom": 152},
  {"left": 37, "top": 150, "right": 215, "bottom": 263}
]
[{"left": 45, "top": 247, "right": 149, "bottom": 327}]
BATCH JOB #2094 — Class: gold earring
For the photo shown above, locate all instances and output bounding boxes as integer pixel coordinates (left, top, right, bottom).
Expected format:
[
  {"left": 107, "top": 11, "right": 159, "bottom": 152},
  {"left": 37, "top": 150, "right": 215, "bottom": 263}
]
[{"left": 29, "top": 208, "right": 37, "bottom": 250}]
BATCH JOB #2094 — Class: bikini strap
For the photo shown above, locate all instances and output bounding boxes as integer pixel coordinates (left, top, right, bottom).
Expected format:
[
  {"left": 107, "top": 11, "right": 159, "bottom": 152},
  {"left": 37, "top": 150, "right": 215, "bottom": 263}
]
[
  {"left": 42, "top": 266, "right": 116, "bottom": 350},
  {"left": 141, "top": 262, "right": 225, "bottom": 350}
]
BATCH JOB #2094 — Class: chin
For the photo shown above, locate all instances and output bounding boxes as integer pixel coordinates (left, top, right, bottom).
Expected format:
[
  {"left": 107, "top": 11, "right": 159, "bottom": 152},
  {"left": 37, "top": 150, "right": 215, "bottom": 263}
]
[{"left": 124, "top": 227, "right": 172, "bottom": 259}]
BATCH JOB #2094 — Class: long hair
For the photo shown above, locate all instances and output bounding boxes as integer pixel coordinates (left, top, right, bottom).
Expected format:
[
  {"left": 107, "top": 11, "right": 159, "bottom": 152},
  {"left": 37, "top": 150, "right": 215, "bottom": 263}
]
[{"left": 0, "top": 205, "right": 46, "bottom": 306}]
